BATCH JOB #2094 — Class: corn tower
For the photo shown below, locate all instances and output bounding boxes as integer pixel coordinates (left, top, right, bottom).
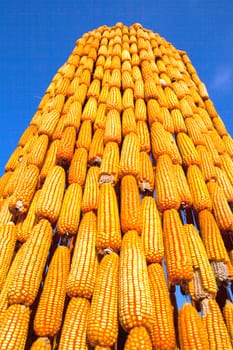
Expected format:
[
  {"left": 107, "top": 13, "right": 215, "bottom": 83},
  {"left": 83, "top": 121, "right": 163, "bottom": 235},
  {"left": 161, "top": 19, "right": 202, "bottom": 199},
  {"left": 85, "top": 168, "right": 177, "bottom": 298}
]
[{"left": 1, "top": 22, "right": 233, "bottom": 349}]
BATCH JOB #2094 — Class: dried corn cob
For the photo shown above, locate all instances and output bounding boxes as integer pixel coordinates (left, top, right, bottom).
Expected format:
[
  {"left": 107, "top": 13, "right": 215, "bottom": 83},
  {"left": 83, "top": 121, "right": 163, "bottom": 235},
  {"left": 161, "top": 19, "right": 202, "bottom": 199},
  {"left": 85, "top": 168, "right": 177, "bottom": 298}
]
[
  {"left": 88, "top": 128, "right": 104, "bottom": 165},
  {"left": 27, "top": 134, "right": 49, "bottom": 169},
  {"left": 18, "top": 124, "right": 37, "bottom": 147},
  {"left": 185, "top": 117, "right": 206, "bottom": 146},
  {"left": 57, "top": 183, "right": 82, "bottom": 236},
  {"left": 76, "top": 120, "right": 92, "bottom": 151},
  {"left": 40, "top": 139, "right": 59, "bottom": 184},
  {"left": 36, "top": 165, "right": 65, "bottom": 224},
  {"left": 119, "top": 230, "right": 154, "bottom": 331},
  {"left": 5, "top": 146, "right": 25, "bottom": 172},
  {"left": 0, "top": 223, "right": 16, "bottom": 290},
  {"left": 135, "top": 98, "right": 147, "bottom": 121},
  {"left": 58, "top": 297, "right": 90, "bottom": 350},
  {"left": 122, "top": 88, "right": 134, "bottom": 110},
  {"left": 147, "top": 99, "right": 163, "bottom": 125},
  {"left": 64, "top": 100, "right": 82, "bottom": 129},
  {"left": 120, "top": 175, "right": 142, "bottom": 234},
  {"left": 33, "top": 246, "right": 70, "bottom": 337},
  {"left": 196, "top": 145, "right": 217, "bottom": 182},
  {"left": 186, "top": 164, "right": 212, "bottom": 212},
  {"left": 151, "top": 122, "right": 174, "bottom": 160},
  {"left": 9, "top": 164, "right": 39, "bottom": 214},
  {"left": 162, "top": 209, "right": 193, "bottom": 284},
  {"left": 104, "top": 109, "right": 122, "bottom": 144},
  {"left": 82, "top": 166, "right": 100, "bottom": 212},
  {"left": 7, "top": 219, "right": 52, "bottom": 306},
  {"left": 66, "top": 211, "right": 98, "bottom": 298},
  {"left": 138, "top": 151, "right": 155, "bottom": 192},
  {"left": 178, "top": 302, "right": 209, "bottom": 350},
  {"left": 122, "top": 108, "right": 137, "bottom": 136},
  {"left": 176, "top": 132, "right": 200, "bottom": 167},
  {"left": 221, "top": 153, "right": 233, "bottom": 186},
  {"left": 136, "top": 120, "right": 151, "bottom": 153},
  {"left": 106, "top": 86, "right": 122, "bottom": 111},
  {"left": 223, "top": 300, "right": 233, "bottom": 347},
  {"left": 82, "top": 96, "right": 98, "bottom": 122},
  {"left": 30, "top": 337, "right": 51, "bottom": 350},
  {"left": 119, "top": 133, "right": 140, "bottom": 178},
  {"left": 56, "top": 126, "right": 76, "bottom": 165},
  {"left": 124, "top": 327, "right": 153, "bottom": 350},
  {"left": 173, "top": 163, "right": 192, "bottom": 208},
  {"left": 99, "top": 141, "right": 119, "bottom": 184},
  {"left": 155, "top": 154, "right": 181, "bottom": 211},
  {"left": 68, "top": 147, "right": 88, "bottom": 186},
  {"left": 215, "top": 166, "right": 233, "bottom": 202},
  {"left": 38, "top": 109, "right": 60, "bottom": 139},
  {"left": 171, "top": 108, "right": 187, "bottom": 133},
  {"left": 87, "top": 253, "right": 119, "bottom": 347},
  {"left": 97, "top": 183, "right": 121, "bottom": 252},
  {"left": 203, "top": 133, "right": 222, "bottom": 166},
  {"left": 148, "top": 263, "right": 176, "bottom": 350},
  {"left": 222, "top": 135, "right": 233, "bottom": 157},
  {"left": 0, "top": 304, "right": 30, "bottom": 350},
  {"left": 0, "top": 171, "right": 13, "bottom": 198}
]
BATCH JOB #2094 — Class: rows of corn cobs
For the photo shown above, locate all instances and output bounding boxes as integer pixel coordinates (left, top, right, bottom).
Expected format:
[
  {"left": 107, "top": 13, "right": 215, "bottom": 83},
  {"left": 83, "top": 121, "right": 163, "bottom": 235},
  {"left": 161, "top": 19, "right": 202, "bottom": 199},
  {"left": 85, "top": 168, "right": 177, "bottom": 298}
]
[{"left": 1, "top": 22, "right": 233, "bottom": 349}]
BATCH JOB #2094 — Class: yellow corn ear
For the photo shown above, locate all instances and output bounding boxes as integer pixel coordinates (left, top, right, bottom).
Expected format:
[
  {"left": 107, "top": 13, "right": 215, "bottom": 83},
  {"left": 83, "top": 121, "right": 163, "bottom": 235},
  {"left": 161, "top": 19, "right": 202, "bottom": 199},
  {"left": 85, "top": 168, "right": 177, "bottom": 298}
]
[
  {"left": 120, "top": 175, "right": 142, "bottom": 234},
  {"left": 7, "top": 219, "right": 52, "bottom": 306},
  {"left": 36, "top": 165, "right": 65, "bottom": 223},
  {"left": 68, "top": 147, "right": 88, "bottom": 186},
  {"left": 155, "top": 154, "right": 181, "bottom": 211},
  {"left": 222, "top": 135, "right": 233, "bottom": 157},
  {"left": 97, "top": 183, "right": 121, "bottom": 253},
  {"left": 0, "top": 223, "right": 16, "bottom": 290},
  {"left": 76, "top": 120, "right": 92, "bottom": 151},
  {"left": 134, "top": 79, "right": 145, "bottom": 100},
  {"left": 82, "top": 166, "right": 100, "bottom": 212},
  {"left": 162, "top": 209, "right": 193, "bottom": 284},
  {"left": 208, "top": 129, "right": 226, "bottom": 154},
  {"left": 223, "top": 300, "right": 233, "bottom": 347},
  {"left": 9, "top": 164, "right": 39, "bottom": 214},
  {"left": 196, "top": 145, "right": 217, "bottom": 182},
  {"left": 4, "top": 146, "right": 25, "bottom": 172},
  {"left": 147, "top": 99, "right": 163, "bottom": 126},
  {"left": 82, "top": 96, "right": 98, "bottom": 122},
  {"left": 66, "top": 211, "right": 98, "bottom": 298},
  {"left": 0, "top": 198, "right": 13, "bottom": 225},
  {"left": 119, "top": 230, "right": 154, "bottom": 332},
  {"left": 136, "top": 120, "right": 151, "bottom": 153},
  {"left": 138, "top": 151, "right": 155, "bottom": 193},
  {"left": 56, "top": 126, "right": 76, "bottom": 165},
  {"left": 176, "top": 132, "right": 200, "bottom": 167},
  {"left": 171, "top": 108, "right": 187, "bottom": 133},
  {"left": 151, "top": 122, "right": 174, "bottom": 160},
  {"left": 58, "top": 297, "right": 90, "bottom": 350},
  {"left": 215, "top": 166, "right": 233, "bottom": 202},
  {"left": 203, "top": 133, "right": 222, "bottom": 166},
  {"left": 173, "top": 163, "right": 192, "bottom": 208},
  {"left": 141, "top": 196, "right": 164, "bottom": 263},
  {"left": 64, "top": 100, "right": 82, "bottom": 129},
  {"left": 201, "top": 298, "right": 233, "bottom": 350},
  {"left": 178, "top": 302, "right": 210, "bottom": 350},
  {"left": 106, "top": 86, "right": 122, "bottom": 111},
  {"left": 186, "top": 165, "right": 212, "bottom": 212},
  {"left": 135, "top": 98, "right": 147, "bottom": 121},
  {"left": 27, "top": 134, "right": 49, "bottom": 169},
  {"left": 57, "top": 183, "right": 82, "bottom": 236},
  {"left": 122, "top": 108, "right": 137, "bottom": 136},
  {"left": 104, "top": 109, "right": 122, "bottom": 144},
  {"left": 40, "top": 140, "right": 60, "bottom": 184},
  {"left": 122, "top": 71, "right": 134, "bottom": 90},
  {"left": 119, "top": 133, "right": 140, "bottom": 178},
  {"left": 185, "top": 117, "right": 206, "bottom": 146},
  {"left": 0, "top": 304, "right": 30, "bottom": 350},
  {"left": 38, "top": 109, "right": 60, "bottom": 138},
  {"left": 73, "top": 83, "right": 88, "bottom": 105},
  {"left": 30, "top": 337, "right": 51, "bottom": 350},
  {"left": 122, "top": 88, "right": 134, "bottom": 110},
  {"left": 124, "top": 327, "right": 153, "bottom": 350},
  {"left": 148, "top": 263, "right": 176, "bottom": 350},
  {"left": 0, "top": 172, "right": 13, "bottom": 198},
  {"left": 18, "top": 124, "right": 37, "bottom": 147},
  {"left": 87, "top": 79, "right": 101, "bottom": 98},
  {"left": 87, "top": 253, "right": 119, "bottom": 347},
  {"left": 220, "top": 153, "right": 233, "bottom": 186},
  {"left": 94, "top": 103, "right": 107, "bottom": 130},
  {"left": 88, "top": 128, "right": 104, "bottom": 165},
  {"left": 33, "top": 246, "right": 70, "bottom": 337}
]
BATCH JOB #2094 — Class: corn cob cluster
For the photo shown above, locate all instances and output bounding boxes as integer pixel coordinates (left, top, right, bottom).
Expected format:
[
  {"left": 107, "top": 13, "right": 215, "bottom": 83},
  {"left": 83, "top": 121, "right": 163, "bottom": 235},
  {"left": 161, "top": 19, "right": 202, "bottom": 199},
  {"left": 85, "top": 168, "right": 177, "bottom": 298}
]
[{"left": 0, "top": 22, "right": 233, "bottom": 349}]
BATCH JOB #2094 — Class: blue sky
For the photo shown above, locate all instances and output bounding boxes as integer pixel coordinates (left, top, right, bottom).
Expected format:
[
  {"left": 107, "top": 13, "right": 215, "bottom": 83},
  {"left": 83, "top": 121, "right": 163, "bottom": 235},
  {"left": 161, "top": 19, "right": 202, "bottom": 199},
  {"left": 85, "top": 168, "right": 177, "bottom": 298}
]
[{"left": 0, "top": 0, "right": 233, "bottom": 175}]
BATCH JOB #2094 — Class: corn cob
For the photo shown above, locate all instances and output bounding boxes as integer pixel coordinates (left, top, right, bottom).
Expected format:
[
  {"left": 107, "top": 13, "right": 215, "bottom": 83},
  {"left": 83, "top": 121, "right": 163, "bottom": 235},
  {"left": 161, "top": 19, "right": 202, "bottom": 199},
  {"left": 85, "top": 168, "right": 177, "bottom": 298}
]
[
  {"left": 215, "top": 166, "right": 233, "bottom": 202},
  {"left": 36, "top": 165, "right": 65, "bottom": 224},
  {"left": 120, "top": 175, "right": 142, "bottom": 234},
  {"left": 76, "top": 120, "right": 92, "bottom": 151},
  {"left": 0, "top": 171, "right": 13, "bottom": 198},
  {"left": 178, "top": 302, "right": 210, "bottom": 350},
  {"left": 196, "top": 145, "right": 217, "bottom": 182},
  {"left": 122, "top": 71, "right": 134, "bottom": 89},
  {"left": 18, "top": 124, "right": 37, "bottom": 147},
  {"left": 68, "top": 147, "right": 88, "bottom": 186},
  {"left": 0, "top": 223, "right": 16, "bottom": 290},
  {"left": 155, "top": 154, "right": 181, "bottom": 211},
  {"left": 5, "top": 161, "right": 33, "bottom": 199},
  {"left": 33, "top": 246, "right": 70, "bottom": 337},
  {"left": 134, "top": 79, "right": 145, "bottom": 100},
  {"left": 186, "top": 164, "right": 212, "bottom": 212},
  {"left": 7, "top": 219, "right": 52, "bottom": 306},
  {"left": 221, "top": 153, "right": 233, "bottom": 186},
  {"left": 104, "top": 109, "right": 122, "bottom": 144},
  {"left": 201, "top": 298, "right": 233, "bottom": 350},
  {"left": 209, "top": 129, "right": 226, "bottom": 155},
  {"left": 141, "top": 197, "right": 164, "bottom": 263},
  {"left": 184, "top": 224, "right": 217, "bottom": 299},
  {"left": 223, "top": 300, "right": 233, "bottom": 347},
  {"left": 212, "top": 116, "right": 228, "bottom": 137},
  {"left": 151, "top": 122, "right": 174, "bottom": 160},
  {"left": 171, "top": 108, "right": 187, "bottom": 133},
  {"left": 205, "top": 98, "right": 218, "bottom": 118},
  {"left": 30, "top": 337, "right": 51, "bottom": 350},
  {"left": 179, "top": 97, "right": 193, "bottom": 118},
  {"left": 38, "top": 109, "right": 60, "bottom": 138},
  {"left": 222, "top": 135, "right": 233, "bottom": 157},
  {"left": 64, "top": 100, "right": 82, "bottom": 128},
  {"left": 162, "top": 209, "right": 193, "bottom": 284},
  {"left": 144, "top": 77, "right": 159, "bottom": 100},
  {"left": 147, "top": 99, "right": 163, "bottom": 126},
  {"left": 184, "top": 117, "right": 206, "bottom": 146},
  {"left": 122, "top": 108, "right": 137, "bottom": 136},
  {"left": 138, "top": 151, "right": 155, "bottom": 192},
  {"left": 106, "top": 86, "right": 122, "bottom": 111},
  {"left": 148, "top": 263, "right": 176, "bottom": 350},
  {"left": 173, "top": 163, "right": 192, "bottom": 208},
  {"left": 160, "top": 107, "right": 174, "bottom": 133},
  {"left": 207, "top": 181, "right": 233, "bottom": 231},
  {"left": 94, "top": 103, "right": 107, "bottom": 130},
  {"left": 135, "top": 98, "right": 147, "bottom": 121},
  {"left": 119, "top": 230, "right": 154, "bottom": 331},
  {"left": 56, "top": 126, "right": 76, "bottom": 165},
  {"left": 109, "top": 68, "right": 121, "bottom": 88},
  {"left": 99, "top": 141, "right": 119, "bottom": 184},
  {"left": 58, "top": 297, "right": 90, "bottom": 350},
  {"left": 9, "top": 164, "right": 39, "bottom": 214},
  {"left": 124, "top": 327, "right": 153, "bottom": 350},
  {"left": 0, "top": 304, "right": 30, "bottom": 350},
  {"left": 40, "top": 139, "right": 59, "bottom": 184},
  {"left": 57, "top": 183, "right": 82, "bottom": 236},
  {"left": 87, "top": 252, "right": 119, "bottom": 347},
  {"left": 55, "top": 76, "right": 71, "bottom": 94},
  {"left": 98, "top": 85, "right": 109, "bottom": 104},
  {"left": 164, "top": 86, "right": 179, "bottom": 109},
  {"left": 136, "top": 120, "right": 151, "bottom": 153},
  {"left": 51, "top": 114, "right": 65, "bottom": 140},
  {"left": 82, "top": 96, "right": 98, "bottom": 122},
  {"left": 176, "top": 132, "right": 200, "bottom": 167},
  {"left": 203, "top": 133, "right": 222, "bottom": 166},
  {"left": 82, "top": 166, "right": 100, "bottom": 212},
  {"left": 119, "top": 132, "right": 140, "bottom": 178},
  {"left": 88, "top": 128, "right": 104, "bottom": 165},
  {"left": 122, "top": 88, "right": 134, "bottom": 110},
  {"left": 27, "top": 134, "right": 49, "bottom": 169},
  {"left": 66, "top": 211, "right": 98, "bottom": 298},
  {"left": 97, "top": 183, "right": 121, "bottom": 252},
  {"left": 4, "top": 146, "right": 25, "bottom": 172}
]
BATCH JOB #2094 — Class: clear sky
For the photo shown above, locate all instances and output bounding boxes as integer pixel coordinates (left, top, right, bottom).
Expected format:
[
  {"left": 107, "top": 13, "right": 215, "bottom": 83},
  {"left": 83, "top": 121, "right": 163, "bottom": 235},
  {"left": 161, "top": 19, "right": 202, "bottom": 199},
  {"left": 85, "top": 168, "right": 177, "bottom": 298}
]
[{"left": 0, "top": 0, "right": 232, "bottom": 175}]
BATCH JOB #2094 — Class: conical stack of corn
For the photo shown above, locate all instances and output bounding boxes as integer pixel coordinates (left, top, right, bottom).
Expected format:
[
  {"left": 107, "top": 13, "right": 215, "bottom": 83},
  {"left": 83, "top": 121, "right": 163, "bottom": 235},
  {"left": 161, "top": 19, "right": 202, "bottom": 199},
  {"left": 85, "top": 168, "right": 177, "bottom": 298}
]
[{"left": 0, "top": 22, "right": 233, "bottom": 349}]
